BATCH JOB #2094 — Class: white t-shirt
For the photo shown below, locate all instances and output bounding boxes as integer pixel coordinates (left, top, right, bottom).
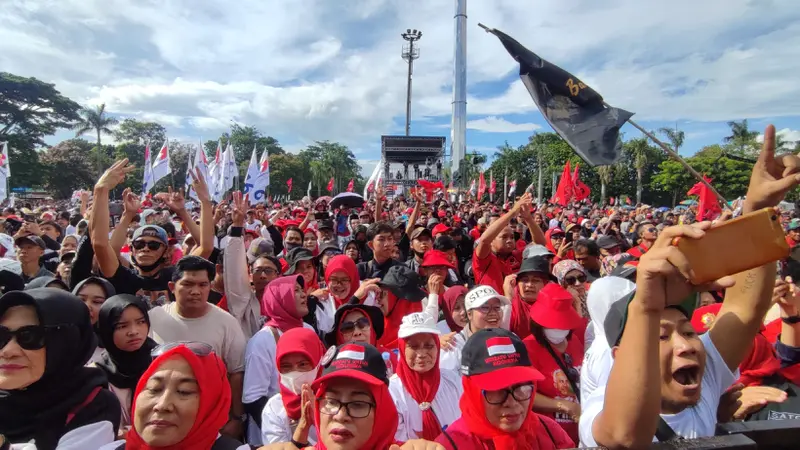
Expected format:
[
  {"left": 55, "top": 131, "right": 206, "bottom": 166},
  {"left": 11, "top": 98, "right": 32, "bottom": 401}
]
[
  {"left": 245, "top": 220, "right": 263, "bottom": 232},
  {"left": 580, "top": 339, "right": 613, "bottom": 404},
  {"left": 98, "top": 436, "right": 249, "bottom": 450},
  {"left": 261, "top": 393, "right": 319, "bottom": 445},
  {"left": 438, "top": 329, "right": 469, "bottom": 371},
  {"left": 389, "top": 369, "right": 463, "bottom": 442},
  {"left": 579, "top": 332, "right": 736, "bottom": 446}
]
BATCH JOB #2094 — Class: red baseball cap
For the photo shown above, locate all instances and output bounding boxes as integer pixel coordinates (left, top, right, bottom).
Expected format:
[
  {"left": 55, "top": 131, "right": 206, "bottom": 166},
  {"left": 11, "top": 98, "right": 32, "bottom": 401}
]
[
  {"left": 437, "top": 210, "right": 447, "bottom": 219},
  {"left": 431, "top": 223, "right": 451, "bottom": 236},
  {"left": 529, "top": 284, "right": 584, "bottom": 330},
  {"left": 421, "top": 249, "right": 455, "bottom": 269},
  {"left": 690, "top": 303, "right": 722, "bottom": 333}
]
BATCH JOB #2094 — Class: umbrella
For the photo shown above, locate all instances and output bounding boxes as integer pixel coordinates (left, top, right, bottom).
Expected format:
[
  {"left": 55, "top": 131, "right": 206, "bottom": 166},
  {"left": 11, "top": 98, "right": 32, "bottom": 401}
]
[{"left": 330, "top": 192, "right": 365, "bottom": 210}]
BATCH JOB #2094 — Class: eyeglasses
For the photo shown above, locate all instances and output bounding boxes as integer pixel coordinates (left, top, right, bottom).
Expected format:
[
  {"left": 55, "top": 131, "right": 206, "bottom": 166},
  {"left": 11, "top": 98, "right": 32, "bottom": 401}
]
[
  {"left": 328, "top": 277, "right": 351, "bottom": 286},
  {"left": 133, "top": 240, "right": 164, "bottom": 251},
  {"left": 151, "top": 341, "right": 213, "bottom": 359},
  {"left": 563, "top": 275, "right": 587, "bottom": 286},
  {"left": 476, "top": 304, "right": 503, "bottom": 315},
  {"left": 482, "top": 383, "right": 534, "bottom": 405},
  {"left": 340, "top": 317, "right": 370, "bottom": 334},
  {"left": 0, "top": 325, "right": 61, "bottom": 350},
  {"left": 252, "top": 267, "right": 278, "bottom": 276},
  {"left": 318, "top": 397, "right": 375, "bottom": 418}
]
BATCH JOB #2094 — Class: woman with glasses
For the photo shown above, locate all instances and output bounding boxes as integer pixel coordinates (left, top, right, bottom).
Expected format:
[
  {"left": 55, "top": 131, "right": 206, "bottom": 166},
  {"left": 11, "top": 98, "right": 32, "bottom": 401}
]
[
  {"left": 436, "top": 328, "right": 573, "bottom": 449},
  {"left": 95, "top": 294, "right": 158, "bottom": 434},
  {"left": 0, "top": 288, "right": 121, "bottom": 449},
  {"left": 72, "top": 276, "right": 117, "bottom": 364},
  {"left": 523, "top": 284, "right": 585, "bottom": 443},
  {"left": 390, "top": 313, "right": 463, "bottom": 442},
  {"left": 101, "top": 341, "right": 248, "bottom": 450},
  {"left": 552, "top": 260, "right": 589, "bottom": 318},
  {"left": 261, "top": 328, "right": 325, "bottom": 447}
]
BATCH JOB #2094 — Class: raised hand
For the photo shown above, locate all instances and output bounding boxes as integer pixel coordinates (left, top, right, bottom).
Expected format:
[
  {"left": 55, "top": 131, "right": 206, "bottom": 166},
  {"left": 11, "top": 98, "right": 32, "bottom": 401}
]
[
  {"left": 96, "top": 159, "right": 135, "bottom": 190},
  {"left": 231, "top": 191, "right": 248, "bottom": 227},
  {"left": 744, "top": 125, "right": 800, "bottom": 213},
  {"left": 155, "top": 186, "right": 186, "bottom": 213},
  {"left": 189, "top": 168, "right": 211, "bottom": 203},
  {"left": 122, "top": 188, "right": 142, "bottom": 215}
]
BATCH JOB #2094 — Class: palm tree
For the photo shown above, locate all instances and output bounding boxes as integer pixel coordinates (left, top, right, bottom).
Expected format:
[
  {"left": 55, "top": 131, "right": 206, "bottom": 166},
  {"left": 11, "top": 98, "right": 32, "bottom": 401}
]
[
  {"left": 627, "top": 138, "right": 650, "bottom": 205},
  {"left": 309, "top": 160, "right": 326, "bottom": 197},
  {"left": 724, "top": 119, "right": 759, "bottom": 155},
  {"left": 597, "top": 165, "right": 614, "bottom": 206},
  {"left": 72, "top": 103, "right": 119, "bottom": 172},
  {"left": 659, "top": 126, "right": 685, "bottom": 153}
]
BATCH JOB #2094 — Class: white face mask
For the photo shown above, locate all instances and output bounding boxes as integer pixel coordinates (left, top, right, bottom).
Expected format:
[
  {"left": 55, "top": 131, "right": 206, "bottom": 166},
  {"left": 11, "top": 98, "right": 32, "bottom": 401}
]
[
  {"left": 543, "top": 328, "right": 570, "bottom": 344},
  {"left": 279, "top": 368, "right": 318, "bottom": 395}
]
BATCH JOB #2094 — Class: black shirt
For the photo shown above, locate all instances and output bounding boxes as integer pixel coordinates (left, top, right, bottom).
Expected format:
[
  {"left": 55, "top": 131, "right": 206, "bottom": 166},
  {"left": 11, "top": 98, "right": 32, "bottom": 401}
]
[
  {"left": 107, "top": 264, "right": 175, "bottom": 295},
  {"left": 357, "top": 258, "right": 400, "bottom": 280}
]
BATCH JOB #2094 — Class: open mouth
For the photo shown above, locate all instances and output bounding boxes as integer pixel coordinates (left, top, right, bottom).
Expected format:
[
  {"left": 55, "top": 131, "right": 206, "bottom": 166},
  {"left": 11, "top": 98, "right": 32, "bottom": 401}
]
[{"left": 672, "top": 365, "right": 700, "bottom": 387}]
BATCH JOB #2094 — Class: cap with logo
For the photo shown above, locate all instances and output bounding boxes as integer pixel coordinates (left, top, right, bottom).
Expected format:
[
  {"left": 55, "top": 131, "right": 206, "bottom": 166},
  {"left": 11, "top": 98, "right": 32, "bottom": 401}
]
[
  {"left": 132, "top": 225, "right": 169, "bottom": 245},
  {"left": 464, "top": 285, "right": 510, "bottom": 311},
  {"left": 377, "top": 265, "right": 426, "bottom": 302},
  {"left": 313, "top": 342, "right": 389, "bottom": 388},
  {"left": 460, "top": 328, "right": 544, "bottom": 391},
  {"left": 398, "top": 312, "right": 441, "bottom": 339},
  {"left": 14, "top": 235, "right": 46, "bottom": 250}
]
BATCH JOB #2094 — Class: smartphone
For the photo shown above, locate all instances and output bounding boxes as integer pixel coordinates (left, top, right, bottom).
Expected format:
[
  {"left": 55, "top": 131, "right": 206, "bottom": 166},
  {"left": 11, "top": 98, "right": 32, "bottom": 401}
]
[{"left": 671, "top": 208, "right": 790, "bottom": 284}]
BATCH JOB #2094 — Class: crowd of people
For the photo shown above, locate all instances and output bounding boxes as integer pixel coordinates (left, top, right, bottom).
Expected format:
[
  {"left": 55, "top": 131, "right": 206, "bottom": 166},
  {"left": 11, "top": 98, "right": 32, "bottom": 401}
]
[{"left": 0, "top": 125, "right": 799, "bottom": 449}]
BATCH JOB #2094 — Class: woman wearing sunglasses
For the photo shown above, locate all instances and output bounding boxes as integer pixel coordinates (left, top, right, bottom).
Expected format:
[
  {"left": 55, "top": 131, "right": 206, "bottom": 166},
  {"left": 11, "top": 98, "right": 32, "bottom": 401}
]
[
  {"left": 261, "top": 328, "right": 325, "bottom": 447},
  {"left": 96, "top": 294, "right": 158, "bottom": 434},
  {"left": 100, "top": 341, "right": 249, "bottom": 450},
  {"left": 523, "top": 284, "right": 585, "bottom": 443},
  {"left": 437, "top": 329, "right": 573, "bottom": 450},
  {"left": 0, "top": 288, "right": 121, "bottom": 449},
  {"left": 389, "top": 313, "right": 462, "bottom": 442},
  {"left": 552, "top": 260, "right": 589, "bottom": 318}
]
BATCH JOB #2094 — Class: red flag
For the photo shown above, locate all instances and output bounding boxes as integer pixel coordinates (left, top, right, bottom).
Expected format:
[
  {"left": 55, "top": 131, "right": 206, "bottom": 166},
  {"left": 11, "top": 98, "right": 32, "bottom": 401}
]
[
  {"left": 286, "top": 178, "right": 293, "bottom": 193},
  {"left": 478, "top": 172, "right": 487, "bottom": 199},
  {"left": 572, "top": 163, "right": 591, "bottom": 202},
  {"left": 551, "top": 161, "right": 574, "bottom": 206},
  {"left": 687, "top": 175, "right": 721, "bottom": 221},
  {"left": 346, "top": 179, "right": 354, "bottom": 192},
  {"left": 489, "top": 179, "right": 497, "bottom": 194},
  {"left": 418, "top": 179, "right": 445, "bottom": 202},
  {"left": 327, "top": 177, "right": 335, "bottom": 192}
]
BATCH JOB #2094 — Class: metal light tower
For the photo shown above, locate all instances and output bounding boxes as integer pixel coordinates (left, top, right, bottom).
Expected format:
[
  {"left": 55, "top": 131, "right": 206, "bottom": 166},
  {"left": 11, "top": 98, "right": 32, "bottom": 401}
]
[
  {"left": 401, "top": 29, "right": 422, "bottom": 136},
  {"left": 451, "top": 0, "right": 467, "bottom": 187}
]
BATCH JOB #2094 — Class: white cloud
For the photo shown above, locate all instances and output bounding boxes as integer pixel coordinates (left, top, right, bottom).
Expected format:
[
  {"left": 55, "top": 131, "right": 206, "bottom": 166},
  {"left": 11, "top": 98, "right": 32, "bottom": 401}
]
[
  {"left": 2, "top": 0, "right": 799, "bottom": 158},
  {"left": 756, "top": 128, "right": 800, "bottom": 149},
  {"left": 467, "top": 116, "right": 541, "bottom": 133}
]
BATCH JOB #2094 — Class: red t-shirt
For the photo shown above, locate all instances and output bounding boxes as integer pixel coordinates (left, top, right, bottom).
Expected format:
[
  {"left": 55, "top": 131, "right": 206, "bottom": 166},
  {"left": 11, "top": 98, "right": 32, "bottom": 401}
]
[
  {"left": 469, "top": 227, "right": 482, "bottom": 240},
  {"left": 523, "top": 334, "right": 584, "bottom": 444},
  {"left": 472, "top": 248, "right": 522, "bottom": 293},
  {"left": 436, "top": 414, "right": 574, "bottom": 449},
  {"left": 626, "top": 243, "right": 649, "bottom": 259}
]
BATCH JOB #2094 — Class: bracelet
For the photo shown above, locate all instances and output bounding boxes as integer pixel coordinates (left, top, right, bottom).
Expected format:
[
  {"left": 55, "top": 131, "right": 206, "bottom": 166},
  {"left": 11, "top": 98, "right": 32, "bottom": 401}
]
[{"left": 291, "top": 439, "right": 310, "bottom": 448}]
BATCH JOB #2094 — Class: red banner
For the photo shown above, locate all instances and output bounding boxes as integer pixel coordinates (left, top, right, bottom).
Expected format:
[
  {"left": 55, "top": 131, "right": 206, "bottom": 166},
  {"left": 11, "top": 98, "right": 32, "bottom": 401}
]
[
  {"left": 346, "top": 179, "right": 354, "bottom": 192},
  {"left": 478, "top": 172, "right": 487, "bottom": 199},
  {"left": 551, "top": 161, "right": 573, "bottom": 206},
  {"left": 286, "top": 178, "right": 293, "bottom": 193},
  {"left": 327, "top": 177, "right": 335, "bottom": 192},
  {"left": 489, "top": 179, "right": 497, "bottom": 194},
  {"left": 572, "top": 163, "right": 591, "bottom": 201}
]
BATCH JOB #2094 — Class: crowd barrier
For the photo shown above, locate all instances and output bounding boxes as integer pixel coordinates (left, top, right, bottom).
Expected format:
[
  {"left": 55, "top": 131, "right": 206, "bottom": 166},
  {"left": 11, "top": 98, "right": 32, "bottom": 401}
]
[{"left": 573, "top": 419, "right": 800, "bottom": 449}]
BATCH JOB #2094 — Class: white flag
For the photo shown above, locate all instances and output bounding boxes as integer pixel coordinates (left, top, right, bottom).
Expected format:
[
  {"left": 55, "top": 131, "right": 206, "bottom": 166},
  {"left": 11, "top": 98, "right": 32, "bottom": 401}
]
[
  {"left": 142, "top": 142, "right": 155, "bottom": 195},
  {"left": 0, "top": 173, "right": 7, "bottom": 202},
  {"left": 508, "top": 179, "right": 517, "bottom": 197},
  {"left": 0, "top": 142, "right": 10, "bottom": 178},
  {"left": 259, "top": 147, "right": 270, "bottom": 187},
  {"left": 216, "top": 143, "right": 236, "bottom": 200},
  {"left": 151, "top": 139, "right": 170, "bottom": 186},
  {"left": 208, "top": 140, "right": 223, "bottom": 200},
  {"left": 188, "top": 143, "right": 210, "bottom": 201},
  {"left": 307, "top": 180, "right": 312, "bottom": 198},
  {"left": 363, "top": 161, "right": 382, "bottom": 198},
  {"left": 244, "top": 144, "right": 268, "bottom": 205}
]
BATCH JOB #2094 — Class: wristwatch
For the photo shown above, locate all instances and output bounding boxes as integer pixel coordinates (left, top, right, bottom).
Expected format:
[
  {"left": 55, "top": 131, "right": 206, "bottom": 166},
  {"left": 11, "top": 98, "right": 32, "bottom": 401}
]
[{"left": 781, "top": 315, "right": 800, "bottom": 324}]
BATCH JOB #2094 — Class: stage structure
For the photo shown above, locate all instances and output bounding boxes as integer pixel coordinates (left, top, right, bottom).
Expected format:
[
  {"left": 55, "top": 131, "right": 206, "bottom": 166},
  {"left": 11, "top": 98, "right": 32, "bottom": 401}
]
[{"left": 381, "top": 135, "right": 446, "bottom": 195}]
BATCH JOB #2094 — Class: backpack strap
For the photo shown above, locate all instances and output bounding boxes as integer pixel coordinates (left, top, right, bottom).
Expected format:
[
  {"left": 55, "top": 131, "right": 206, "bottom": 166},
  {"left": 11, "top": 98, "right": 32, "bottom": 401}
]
[{"left": 65, "top": 386, "right": 102, "bottom": 426}]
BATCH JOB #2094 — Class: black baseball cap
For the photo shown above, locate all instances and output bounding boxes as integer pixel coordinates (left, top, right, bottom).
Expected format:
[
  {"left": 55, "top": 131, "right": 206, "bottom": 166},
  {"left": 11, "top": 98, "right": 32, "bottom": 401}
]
[
  {"left": 313, "top": 342, "right": 389, "bottom": 387},
  {"left": 318, "top": 220, "right": 335, "bottom": 231},
  {"left": 325, "top": 304, "right": 385, "bottom": 347},
  {"left": 284, "top": 247, "right": 314, "bottom": 275},
  {"left": 460, "top": 328, "right": 544, "bottom": 391},
  {"left": 377, "top": 265, "right": 426, "bottom": 302},
  {"left": 14, "top": 235, "right": 46, "bottom": 250},
  {"left": 597, "top": 235, "right": 620, "bottom": 250},
  {"left": 316, "top": 243, "right": 343, "bottom": 260},
  {"left": 604, "top": 289, "right": 693, "bottom": 347},
  {"left": 516, "top": 256, "right": 556, "bottom": 281}
]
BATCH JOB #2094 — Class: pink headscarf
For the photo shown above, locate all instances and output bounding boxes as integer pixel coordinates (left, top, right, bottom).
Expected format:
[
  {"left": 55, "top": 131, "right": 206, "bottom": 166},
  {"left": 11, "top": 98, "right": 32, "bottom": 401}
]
[{"left": 263, "top": 275, "right": 305, "bottom": 332}]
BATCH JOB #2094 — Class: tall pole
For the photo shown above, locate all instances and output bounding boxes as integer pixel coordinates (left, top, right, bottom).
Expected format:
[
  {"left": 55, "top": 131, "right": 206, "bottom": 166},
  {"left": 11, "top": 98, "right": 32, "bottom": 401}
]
[
  {"left": 503, "top": 167, "right": 508, "bottom": 205},
  {"left": 451, "top": 0, "right": 467, "bottom": 188},
  {"left": 537, "top": 145, "right": 544, "bottom": 204},
  {"left": 401, "top": 29, "right": 422, "bottom": 136}
]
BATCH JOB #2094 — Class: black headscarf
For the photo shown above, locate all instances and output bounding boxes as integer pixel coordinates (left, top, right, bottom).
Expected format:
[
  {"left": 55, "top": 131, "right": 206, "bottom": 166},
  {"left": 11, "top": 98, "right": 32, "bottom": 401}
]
[
  {"left": 96, "top": 294, "right": 158, "bottom": 390},
  {"left": 72, "top": 276, "right": 116, "bottom": 348},
  {"left": 0, "top": 288, "right": 119, "bottom": 448},
  {"left": 25, "top": 276, "right": 69, "bottom": 291}
]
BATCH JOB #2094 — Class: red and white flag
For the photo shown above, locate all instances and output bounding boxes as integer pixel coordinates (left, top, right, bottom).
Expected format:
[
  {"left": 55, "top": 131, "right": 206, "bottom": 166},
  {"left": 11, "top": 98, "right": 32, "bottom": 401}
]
[
  {"left": 142, "top": 142, "right": 155, "bottom": 195},
  {"left": 327, "top": 177, "right": 335, "bottom": 193},
  {"left": 151, "top": 139, "right": 170, "bottom": 186},
  {"left": 337, "top": 344, "right": 365, "bottom": 361},
  {"left": 346, "top": 179, "right": 354, "bottom": 192},
  {"left": 486, "top": 337, "right": 516, "bottom": 356},
  {"left": 508, "top": 179, "right": 517, "bottom": 197}
]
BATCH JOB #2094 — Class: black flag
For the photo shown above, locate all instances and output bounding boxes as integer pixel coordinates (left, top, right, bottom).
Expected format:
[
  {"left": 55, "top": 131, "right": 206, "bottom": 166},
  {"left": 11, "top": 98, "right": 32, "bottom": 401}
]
[{"left": 484, "top": 26, "right": 633, "bottom": 166}]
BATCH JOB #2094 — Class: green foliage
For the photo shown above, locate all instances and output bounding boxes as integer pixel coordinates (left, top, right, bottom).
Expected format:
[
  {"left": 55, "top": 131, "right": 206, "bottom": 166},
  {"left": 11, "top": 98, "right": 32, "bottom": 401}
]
[
  {"left": 724, "top": 119, "right": 760, "bottom": 156},
  {"left": 72, "top": 103, "right": 119, "bottom": 173},
  {"left": 299, "top": 141, "right": 363, "bottom": 195},
  {"left": 39, "top": 139, "right": 96, "bottom": 199}
]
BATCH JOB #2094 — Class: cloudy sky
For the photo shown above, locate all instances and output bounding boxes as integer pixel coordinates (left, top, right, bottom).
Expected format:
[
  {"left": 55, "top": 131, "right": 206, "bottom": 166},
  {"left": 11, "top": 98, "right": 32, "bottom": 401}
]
[{"left": 3, "top": 0, "right": 800, "bottom": 176}]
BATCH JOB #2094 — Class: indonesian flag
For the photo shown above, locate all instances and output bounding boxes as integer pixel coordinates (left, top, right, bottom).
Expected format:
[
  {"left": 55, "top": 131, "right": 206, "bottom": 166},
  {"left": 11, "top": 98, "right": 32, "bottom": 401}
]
[
  {"left": 572, "top": 163, "right": 591, "bottom": 202},
  {"left": 337, "top": 344, "right": 365, "bottom": 361},
  {"left": 346, "top": 179, "right": 354, "bottom": 192},
  {"left": 489, "top": 178, "right": 497, "bottom": 194},
  {"left": 478, "top": 172, "right": 487, "bottom": 199},
  {"left": 508, "top": 179, "right": 517, "bottom": 197},
  {"left": 327, "top": 177, "right": 335, "bottom": 192},
  {"left": 150, "top": 139, "right": 170, "bottom": 186},
  {"left": 469, "top": 179, "right": 477, "bottom": 196},
  {"left": 486, "top": 336, "right": 516, "bottom": 356},
  {"left": 287, "top": 177, "right": 293, "bottom": 193},
  {"left": 142, "top": 142, "right": 155, "bottom": 195},
  {"left": 0, "top": 141, "right": 10, "bottom": 177}
]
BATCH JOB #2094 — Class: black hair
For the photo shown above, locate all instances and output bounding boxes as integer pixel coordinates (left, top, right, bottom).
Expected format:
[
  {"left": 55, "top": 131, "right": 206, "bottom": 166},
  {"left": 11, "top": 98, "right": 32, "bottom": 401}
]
[
  {"left": 172, "top": 255, "right": 216, "bottom": 282},
  {"left": 70, "top": 215, "right": 81, "bottom": 227},
  {"left": 366, "top": 221, "right": 394, "bottom": 241},
  {"left": 285, "top": 225, "right": 303, "bottom": 241},
  {"left": 58, "top": 211, "right": 71, "bottom": 221},
  {"left": 573, "top": 239, "right": 600, "bottom": 257},
  {"left": 40, "top": 220, "right": 63, "bottom": 237},
  {"left": 158, "top": 220, "right": 177, "bottom": 238},
  {"left": 433, "top": 235, "right": 457, "bottom": 252}
]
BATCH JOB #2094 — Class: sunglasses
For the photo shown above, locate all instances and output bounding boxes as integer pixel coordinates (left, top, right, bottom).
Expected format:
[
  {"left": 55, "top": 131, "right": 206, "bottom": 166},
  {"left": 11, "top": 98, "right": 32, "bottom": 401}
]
[
  {"left": 132, "top": 240, "right": 165, "bottom": 251},
  {"left": 339, "top": 317, "right": 370, "bottom": 334},
  {"left": 0, "top": 325, "right": 66, "bottom": 350},
  {"left": 151, "top": 341, "right": 213, "bottom": 359},
  {"left": 564, "top": 275, "right": 587, "bottom": 286}
]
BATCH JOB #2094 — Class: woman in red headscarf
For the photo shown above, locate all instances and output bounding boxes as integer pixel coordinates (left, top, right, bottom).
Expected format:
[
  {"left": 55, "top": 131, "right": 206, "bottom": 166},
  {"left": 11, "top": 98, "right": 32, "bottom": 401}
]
[
  {"left": 439, "top": 286, "right": 467, "bottom": 333},
  {"left": 324, "top": 255, "right": 360, "bottom": 309},
  {"left": 261, "top": 328, "right": 325, "bottom": 447},
  {"left": 389, "top": 313, "right": 463, "bottom": 442},
  {"left": 108, "top": 342, "right": 244, "bottom": 450}
]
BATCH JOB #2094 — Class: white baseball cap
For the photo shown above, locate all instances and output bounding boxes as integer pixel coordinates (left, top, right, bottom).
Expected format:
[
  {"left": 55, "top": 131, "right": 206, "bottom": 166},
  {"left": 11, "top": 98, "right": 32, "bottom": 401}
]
[
  {"left": 465, "top": 285, "right": 510, "bottom": 311},
  {"left": 398, "top": 312, "right": 441, "bottom": 339}
]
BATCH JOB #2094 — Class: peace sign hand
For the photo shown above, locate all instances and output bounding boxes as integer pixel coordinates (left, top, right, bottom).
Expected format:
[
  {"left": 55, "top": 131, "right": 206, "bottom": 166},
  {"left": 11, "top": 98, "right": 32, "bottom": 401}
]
[{"left": 96, "top": 159, "right": 135, "bottom": 190}]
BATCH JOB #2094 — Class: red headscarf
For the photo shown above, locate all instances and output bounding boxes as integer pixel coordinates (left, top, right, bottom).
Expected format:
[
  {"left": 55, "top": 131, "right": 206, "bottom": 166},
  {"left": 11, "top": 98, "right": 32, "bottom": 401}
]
[
  {"left": 459, "top": 376, "right": 545, "bottom": 450},
  {"left": 397, "top": 335, "right": 442, "bottom": 441},
  {"left": 277, "top": 328, "right": 325, "bottom": 420},
  {"left": 335, "top": 307, "right": 377, "bottom": 347},
  {"left": 263, "top": 275, "right": 305, "bottom": 332},
  {"left": 312, "top": 378, "right": 399, "bottom": 450},
  {"left": 441, "top": 286, "right": 467, "bottom": 333},
  {"left": 124, "top": 345, "right": 230, "bottom": 450},
  {"left": 378, "top": 291, "right": 422, "bottom": 350},
  {"left": 324, "top": 255, "right": 359, "bottom": 308}
]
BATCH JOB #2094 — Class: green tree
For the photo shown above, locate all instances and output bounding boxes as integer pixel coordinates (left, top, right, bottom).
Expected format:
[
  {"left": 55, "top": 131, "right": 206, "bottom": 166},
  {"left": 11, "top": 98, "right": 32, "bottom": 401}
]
[
  {"left": 724, "top": 119, "right": 759, "bottom": 156},
  {"left": 659, "top": 127, "right": 685, "bottom": 153},
  {"left": 40, "top": 139, "right": 96, "bottom": 199},
  {"left": 0, "top": 72, "right": 82, "bottom": 189},
  {"left": 72, "top": 103, "right": 119, "bottom": 173},
  {"left": 299, "top": 141, "right": 362, "bottom": 195},
  {"left": 269, "top": 153, "right": 307, "bottom": 198},
  {"left": 650, "top": 158, "right": 694, "bottom": 206}
]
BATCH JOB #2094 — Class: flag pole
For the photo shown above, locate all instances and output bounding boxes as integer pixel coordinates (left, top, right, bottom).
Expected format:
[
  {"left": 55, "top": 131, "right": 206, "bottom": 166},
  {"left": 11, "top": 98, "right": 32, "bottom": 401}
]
[{"left": 622, "top": 115, "right": 731, "bottom": 211}]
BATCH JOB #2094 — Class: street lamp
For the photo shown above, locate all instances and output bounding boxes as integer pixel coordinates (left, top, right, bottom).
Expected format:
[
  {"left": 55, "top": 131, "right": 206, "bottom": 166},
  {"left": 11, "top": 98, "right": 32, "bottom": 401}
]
[{"left": 401, "top": 29, "right": 422, "bottom": 136}]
